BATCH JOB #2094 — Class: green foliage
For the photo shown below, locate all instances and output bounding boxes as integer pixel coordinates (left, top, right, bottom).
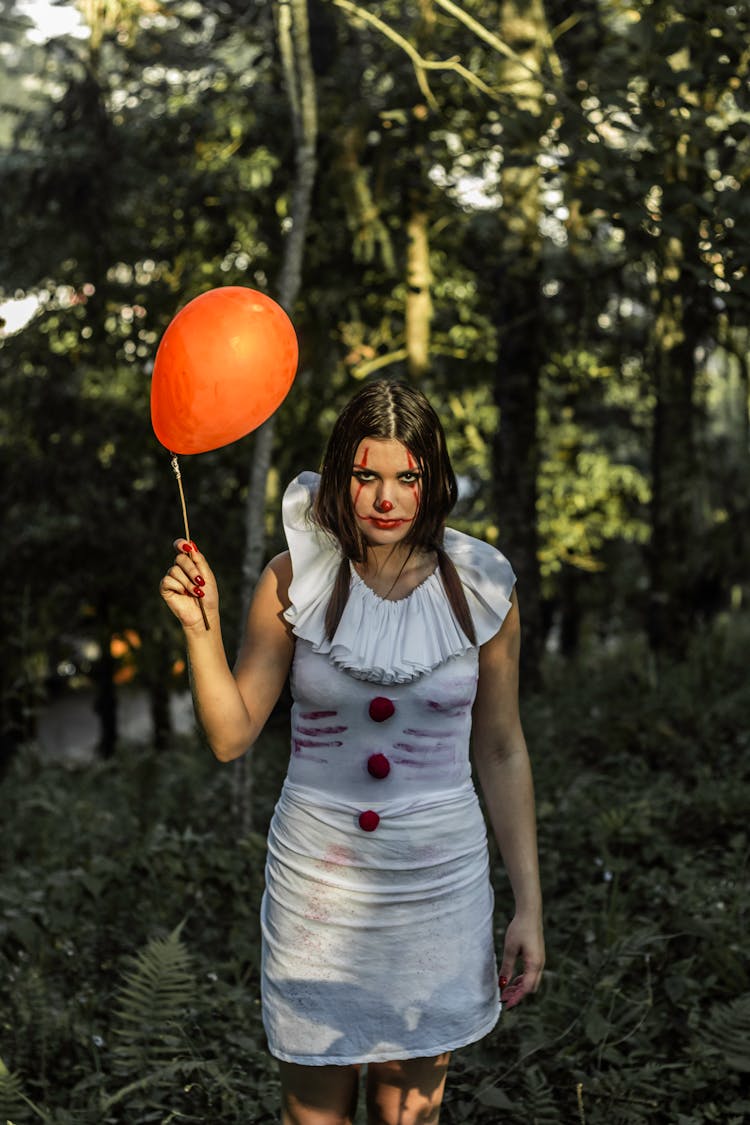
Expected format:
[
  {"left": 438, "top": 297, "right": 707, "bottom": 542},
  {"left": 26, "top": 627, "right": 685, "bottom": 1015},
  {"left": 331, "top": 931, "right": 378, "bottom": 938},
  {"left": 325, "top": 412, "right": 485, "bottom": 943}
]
[
  {"left": 110, "top": 923, "right": 195, "bottom": 1076},
  {"left": 1, "top": 0, "right": 748, "bottom": 749},
  {"left": 0, "top": 6, "right": 747, "bottom": 1117},
  {"left": 702, "top": 995, "right": 750, "bottom": 1075},
  {"left": 0, "top": 725, "right": 284, "bottom": 1122},
  {"left": 0, "top": 1056, "right": 41, "bottom": 1123},
  {"left": 537, "top": 350, "right": 651, "bottom": 579},
  {"left": 1, "top": 619, "right": 748, "bottom": 1122}
]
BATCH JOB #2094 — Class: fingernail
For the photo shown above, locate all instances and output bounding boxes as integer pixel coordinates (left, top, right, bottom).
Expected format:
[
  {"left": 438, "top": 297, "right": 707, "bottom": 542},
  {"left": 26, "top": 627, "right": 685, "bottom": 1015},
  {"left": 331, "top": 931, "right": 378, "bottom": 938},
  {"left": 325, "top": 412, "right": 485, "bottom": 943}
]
[
  {"left": 194, "top": 575, "right": 205, "bottom": 587},
  {"left": 193, "top": 587, "right": 204, "bottom": 598},
  {"left": 183, "top": 543, "right": 193, "bottom": 553},
  {"left": 189, "top": 541, "right": 198, "bottom": 552},
  {"left": 499, "top": 975, "right": 509, "bottom": 988}
]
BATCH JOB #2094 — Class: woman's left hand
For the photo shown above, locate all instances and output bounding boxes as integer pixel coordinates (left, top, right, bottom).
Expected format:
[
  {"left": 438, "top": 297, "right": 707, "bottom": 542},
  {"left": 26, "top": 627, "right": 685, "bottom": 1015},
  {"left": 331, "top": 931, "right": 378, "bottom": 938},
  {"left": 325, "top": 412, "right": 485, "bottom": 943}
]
[{"left": 498, "top": 912, "right": 545, "bottom": 1009}]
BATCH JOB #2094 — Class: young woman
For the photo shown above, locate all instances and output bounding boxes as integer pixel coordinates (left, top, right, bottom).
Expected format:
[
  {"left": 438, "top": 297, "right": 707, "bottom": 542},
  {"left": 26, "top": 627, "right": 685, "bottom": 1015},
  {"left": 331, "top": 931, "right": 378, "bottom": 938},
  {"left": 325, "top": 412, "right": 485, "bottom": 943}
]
[{"left": 160, "top": 379, "right": 544, "bottom": 1125}]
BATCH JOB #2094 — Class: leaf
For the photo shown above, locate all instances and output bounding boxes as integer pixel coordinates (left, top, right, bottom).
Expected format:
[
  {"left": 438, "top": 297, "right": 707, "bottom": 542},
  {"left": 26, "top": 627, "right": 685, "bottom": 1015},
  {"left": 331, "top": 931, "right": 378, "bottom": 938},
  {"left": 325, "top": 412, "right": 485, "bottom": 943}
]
[
  {"left": 702, "top": 995, "right": 750, "bottom": 1072},
  {"left": 0, "top": 1058, "right": 51, "bottom": 1122},
  {"left": 476, "top": 1083, "right": 516, "bottom": 1109},
  {"left": 584, "top": 1007, "right": 612, "bottom": 1045},
  {"left": 110, "top": 923, "right": 197, "bottom": 1077}
]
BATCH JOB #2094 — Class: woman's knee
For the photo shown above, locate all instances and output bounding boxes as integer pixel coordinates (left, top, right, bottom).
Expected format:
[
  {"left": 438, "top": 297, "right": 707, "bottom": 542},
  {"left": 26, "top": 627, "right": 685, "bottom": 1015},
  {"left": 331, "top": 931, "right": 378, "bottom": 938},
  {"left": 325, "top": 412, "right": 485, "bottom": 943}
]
[
  {"left": 279, "top": 1060, "right": 360, "bottom": 1125},
  {"left": 365, "top": 1053, "right": 450, "bottom": 1125}
]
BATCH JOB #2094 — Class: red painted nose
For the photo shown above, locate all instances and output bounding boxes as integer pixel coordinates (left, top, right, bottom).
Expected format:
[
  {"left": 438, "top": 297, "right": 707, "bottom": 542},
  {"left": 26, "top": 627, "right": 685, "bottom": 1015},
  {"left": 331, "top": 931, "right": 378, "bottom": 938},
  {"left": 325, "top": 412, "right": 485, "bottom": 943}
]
[{"left": 376, "top": 500, "right": 394, "bottom": 513}]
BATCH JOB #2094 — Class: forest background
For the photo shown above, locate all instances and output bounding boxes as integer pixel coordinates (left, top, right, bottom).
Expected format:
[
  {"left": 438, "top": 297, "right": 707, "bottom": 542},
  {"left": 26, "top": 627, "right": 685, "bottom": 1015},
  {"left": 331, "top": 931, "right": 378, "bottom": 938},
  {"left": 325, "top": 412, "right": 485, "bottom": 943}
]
[{"left": 0, "top": 1, "right": 748, "bottom": 1122}]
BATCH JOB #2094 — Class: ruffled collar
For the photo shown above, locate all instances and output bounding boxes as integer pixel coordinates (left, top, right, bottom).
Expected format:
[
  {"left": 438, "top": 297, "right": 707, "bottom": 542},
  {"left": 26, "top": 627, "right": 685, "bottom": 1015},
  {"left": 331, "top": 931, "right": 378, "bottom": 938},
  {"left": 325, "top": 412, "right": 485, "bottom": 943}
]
[{"left": 282, "top": 472, "right": 516, "bottom": 684}]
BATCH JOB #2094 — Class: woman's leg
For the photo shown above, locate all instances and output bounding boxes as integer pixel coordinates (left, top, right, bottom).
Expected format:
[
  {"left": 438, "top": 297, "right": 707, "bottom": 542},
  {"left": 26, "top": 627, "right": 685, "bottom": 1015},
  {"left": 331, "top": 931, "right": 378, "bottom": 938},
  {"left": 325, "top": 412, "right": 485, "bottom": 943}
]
[
  {"left": 278, "top": 1060, "right": 361, "bottom": 1125},
  {"left": 365, "top": 1053, "right": 451, "bottom": 1125}
]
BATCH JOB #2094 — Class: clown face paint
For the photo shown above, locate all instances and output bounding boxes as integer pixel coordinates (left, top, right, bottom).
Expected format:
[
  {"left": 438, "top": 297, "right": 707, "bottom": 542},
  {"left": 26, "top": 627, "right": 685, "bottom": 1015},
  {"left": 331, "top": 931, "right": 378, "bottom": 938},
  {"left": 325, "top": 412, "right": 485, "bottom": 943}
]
[{"left": 350, "top": 438, "right": 421, "bottom": 544}]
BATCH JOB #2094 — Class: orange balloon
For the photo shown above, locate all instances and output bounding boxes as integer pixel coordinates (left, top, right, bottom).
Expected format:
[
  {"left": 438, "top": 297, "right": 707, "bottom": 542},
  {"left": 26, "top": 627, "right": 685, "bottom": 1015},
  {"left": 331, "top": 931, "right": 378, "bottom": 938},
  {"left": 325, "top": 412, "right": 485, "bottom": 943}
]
[{"left": 151, "top": 286, "right": 298, "bottom": 455}]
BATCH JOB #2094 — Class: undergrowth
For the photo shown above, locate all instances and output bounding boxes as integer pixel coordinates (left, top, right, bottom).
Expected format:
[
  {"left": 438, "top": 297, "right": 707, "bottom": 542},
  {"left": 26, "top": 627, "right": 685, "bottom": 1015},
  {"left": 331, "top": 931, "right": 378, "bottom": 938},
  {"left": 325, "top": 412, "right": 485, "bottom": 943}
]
[{"left": 0, "top": 618, "right": 748, "bottom": 1123}]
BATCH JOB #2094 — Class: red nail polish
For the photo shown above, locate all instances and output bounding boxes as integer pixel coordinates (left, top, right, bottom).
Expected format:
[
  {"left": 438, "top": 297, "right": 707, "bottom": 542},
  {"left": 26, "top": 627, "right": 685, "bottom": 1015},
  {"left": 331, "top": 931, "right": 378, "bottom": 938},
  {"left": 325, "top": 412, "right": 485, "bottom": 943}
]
[
  {"left": 189, "top": 541, "right": 198, "bottom": 552},
  {"left": 194, "top": 575, "right": 205, "bottom": 586},
  {"left": 499, "top": 975, "right": 508, "bottom": 988},
  {"left": 183, "top": 543, "right": 193, "bottom": 553},
  {"left": 193, "top": 587, "right": 204, "bottom": 598}
]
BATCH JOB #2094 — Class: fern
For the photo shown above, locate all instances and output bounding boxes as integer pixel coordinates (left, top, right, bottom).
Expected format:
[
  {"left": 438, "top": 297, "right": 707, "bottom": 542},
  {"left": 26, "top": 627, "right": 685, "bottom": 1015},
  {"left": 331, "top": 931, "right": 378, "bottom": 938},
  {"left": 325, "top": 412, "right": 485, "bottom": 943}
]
[
  {"left": 110, "top": 922, "right": 196, "bottom": 1077},
  {"left": 520, "top": 1067, "right": 562, "bottom": 1125},
  {"left": 0, "top": 1057, "right": 51, "bottom": 1122},
  {"left": 102, "top": 1058, "right": 216, "bottom": 1112},
  {"left": 0, "top": 1061, "right": 27, "bottom": 1119},
  {"left": 702, "top": 994, "right": 750, "bottom": 1073}
]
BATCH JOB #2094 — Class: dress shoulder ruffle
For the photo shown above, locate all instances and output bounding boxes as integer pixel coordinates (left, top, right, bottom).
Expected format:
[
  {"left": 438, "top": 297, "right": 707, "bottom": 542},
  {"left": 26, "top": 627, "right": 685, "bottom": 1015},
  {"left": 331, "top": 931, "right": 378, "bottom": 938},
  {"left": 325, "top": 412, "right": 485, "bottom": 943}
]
[{"left": 282, "top": 473, "right": 516, "bottom": 684}]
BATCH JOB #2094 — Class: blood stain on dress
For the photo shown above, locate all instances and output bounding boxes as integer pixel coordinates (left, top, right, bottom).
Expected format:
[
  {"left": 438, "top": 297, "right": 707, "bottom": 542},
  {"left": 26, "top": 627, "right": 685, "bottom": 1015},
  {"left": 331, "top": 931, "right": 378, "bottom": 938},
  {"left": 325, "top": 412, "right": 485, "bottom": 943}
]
[
  {"left": 403, "top": 727, "right": 459, "bottom": 739},
  {"left": 322, "top": 843, "right": 352, "bottom": 867},
  {"left": 293, "top": 737, "right": 343, "bottom": 748},
  {"left": 427, "top": 699, "right": 472, "bottom": 716},
  {"left": 393, "top": 740, "right": 453, "bottom": 754},
  {"left": 296, "top": 724, "right": 348, "bottom": 735}
]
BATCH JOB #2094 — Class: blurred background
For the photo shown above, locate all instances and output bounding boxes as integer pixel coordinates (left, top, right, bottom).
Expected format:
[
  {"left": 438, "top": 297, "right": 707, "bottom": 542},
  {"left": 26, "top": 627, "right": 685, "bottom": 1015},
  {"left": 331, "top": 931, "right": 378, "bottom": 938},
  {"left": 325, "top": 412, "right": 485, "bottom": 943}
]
[
  {"left": 1, "top": 0, "right": 748, "bottom": 759},
  {"left": 0, "top": 2, "right": 748, "bottom": 1122}
]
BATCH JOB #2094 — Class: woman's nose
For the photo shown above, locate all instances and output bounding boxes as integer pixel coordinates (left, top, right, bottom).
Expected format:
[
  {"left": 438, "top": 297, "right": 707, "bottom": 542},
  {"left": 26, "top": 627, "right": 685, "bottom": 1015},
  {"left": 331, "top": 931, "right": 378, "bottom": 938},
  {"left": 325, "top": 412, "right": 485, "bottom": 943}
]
[{"left": 375, "top": 495, "right": 394, "bottom": 513}]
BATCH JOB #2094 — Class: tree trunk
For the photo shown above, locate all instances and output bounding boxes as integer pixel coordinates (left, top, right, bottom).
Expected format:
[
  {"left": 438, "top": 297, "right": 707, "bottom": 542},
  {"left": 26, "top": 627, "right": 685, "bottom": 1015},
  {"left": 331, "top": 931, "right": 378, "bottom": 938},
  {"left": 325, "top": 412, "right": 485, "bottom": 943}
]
[
  {"left": 94, "top": 600, "right": 118, "bottom": 758},
  {"left": 647, "top": 239, "right": 700, "bottom": 656},
  {"left": 406, "top": 205, "right": 432, "bottom": 378},
  {"left": 559, "top": 563, "right": 581, "bottom": 657},
  {"left": 234, "top": 0, "right": 318, "bottom": 831},
  {"left": 239, "top": 0, "right": 318, "bottom": 612},
  {"left": 490, "top": 0, "right": 550, "bottom": 692},
  {"left": 0, "top": 586, "right": 37, "bottom": 775},
  {"left": 147, "top": 627, "right": 173, "bottom": 752},
  {"left": 491, "top": 276, "right": 544, "bottom": 689},
  {"left": 646, "top": 82, "right": 709, "bottom": 658}
]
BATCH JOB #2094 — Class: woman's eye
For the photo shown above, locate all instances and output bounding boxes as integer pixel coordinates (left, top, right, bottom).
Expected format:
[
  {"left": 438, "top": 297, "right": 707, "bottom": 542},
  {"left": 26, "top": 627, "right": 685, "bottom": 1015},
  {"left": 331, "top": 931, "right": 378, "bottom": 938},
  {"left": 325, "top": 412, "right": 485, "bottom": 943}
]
[
  {"left": 353, "top": 471, "right": 375, "bottom": 482},
  {"left": 399, "top": 473, "right": 420, "bottom": 485}
]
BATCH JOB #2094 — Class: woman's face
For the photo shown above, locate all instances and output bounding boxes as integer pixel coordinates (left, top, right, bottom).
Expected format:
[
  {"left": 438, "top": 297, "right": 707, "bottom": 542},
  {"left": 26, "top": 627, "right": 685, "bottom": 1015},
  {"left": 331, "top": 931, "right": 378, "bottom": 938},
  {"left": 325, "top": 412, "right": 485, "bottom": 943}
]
[{"left": 350, "top": 437, "right": 421, "bottom": 545}]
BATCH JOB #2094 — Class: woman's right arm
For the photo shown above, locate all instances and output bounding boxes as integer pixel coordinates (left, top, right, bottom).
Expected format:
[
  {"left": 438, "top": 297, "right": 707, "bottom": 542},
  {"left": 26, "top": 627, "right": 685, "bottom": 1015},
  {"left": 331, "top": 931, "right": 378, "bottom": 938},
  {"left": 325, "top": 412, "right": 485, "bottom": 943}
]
[{"left": 160, "top": 541, "right": 295, "bottom": 762}]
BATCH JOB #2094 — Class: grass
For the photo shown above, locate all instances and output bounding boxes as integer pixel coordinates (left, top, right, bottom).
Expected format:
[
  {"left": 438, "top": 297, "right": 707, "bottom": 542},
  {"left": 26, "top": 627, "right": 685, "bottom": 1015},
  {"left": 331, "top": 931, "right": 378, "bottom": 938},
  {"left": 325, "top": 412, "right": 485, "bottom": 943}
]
[{"left": 1, "top": 618, "right": 748, "bottom": 1123}]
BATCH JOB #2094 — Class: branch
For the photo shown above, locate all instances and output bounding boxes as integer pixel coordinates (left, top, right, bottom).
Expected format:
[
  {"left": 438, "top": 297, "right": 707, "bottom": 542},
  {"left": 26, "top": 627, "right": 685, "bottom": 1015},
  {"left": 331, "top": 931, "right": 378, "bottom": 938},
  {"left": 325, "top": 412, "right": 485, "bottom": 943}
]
[
  {"left": 331, "top": 0, "right": 616, "bottom": 147},
  {"left": 350, "top": 347, "right": 409, "bottom": 379},
  {"left": 434, "top": 0, "right": 580, "bottom": 82},
  {"left": 432, "top": 0, "right": 540, "bottom": 74},
  {"left": 350, "top": 343, "right": 469, "bottom": 380},
  {"left": 331, "top": 0, "right": 497, "bottom": 107},
  {"left": 276, "top": 1, "right": 300, "bottom": 132}
]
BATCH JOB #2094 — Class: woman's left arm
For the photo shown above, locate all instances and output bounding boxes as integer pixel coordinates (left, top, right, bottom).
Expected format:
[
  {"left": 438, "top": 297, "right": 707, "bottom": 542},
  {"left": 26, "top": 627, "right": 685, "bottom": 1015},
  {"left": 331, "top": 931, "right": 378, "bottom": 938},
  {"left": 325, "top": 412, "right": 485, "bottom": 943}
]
[{"left": 472, "top": 589, "right": 545, "bottom": 1008}]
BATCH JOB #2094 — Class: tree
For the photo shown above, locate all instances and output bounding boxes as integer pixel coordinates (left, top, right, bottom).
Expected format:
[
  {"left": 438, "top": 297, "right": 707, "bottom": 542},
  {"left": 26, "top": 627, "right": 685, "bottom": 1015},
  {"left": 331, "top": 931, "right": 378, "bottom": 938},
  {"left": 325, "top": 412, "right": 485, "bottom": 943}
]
[
  {"left": 240, "top": 0, "right": 319, "bottom": 607},
  {"left": 0, "top": 0, "right": 285, "bottom": 754}
]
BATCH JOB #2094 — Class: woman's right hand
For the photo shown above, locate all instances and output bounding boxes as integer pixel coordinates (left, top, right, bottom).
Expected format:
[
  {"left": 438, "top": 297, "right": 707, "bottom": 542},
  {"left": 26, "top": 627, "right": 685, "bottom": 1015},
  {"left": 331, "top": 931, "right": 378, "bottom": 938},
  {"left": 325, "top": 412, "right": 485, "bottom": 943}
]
[{"left": 159, "top": 540, "right": 218, "bottom": 631}]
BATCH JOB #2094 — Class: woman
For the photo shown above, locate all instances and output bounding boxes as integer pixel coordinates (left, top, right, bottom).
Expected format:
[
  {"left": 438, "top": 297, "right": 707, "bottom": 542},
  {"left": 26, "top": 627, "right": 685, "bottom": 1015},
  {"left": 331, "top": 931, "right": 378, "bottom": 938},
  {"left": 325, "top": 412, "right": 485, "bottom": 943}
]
[{"left": 160, "top": 379, "right": 544, "bottom": 1125}]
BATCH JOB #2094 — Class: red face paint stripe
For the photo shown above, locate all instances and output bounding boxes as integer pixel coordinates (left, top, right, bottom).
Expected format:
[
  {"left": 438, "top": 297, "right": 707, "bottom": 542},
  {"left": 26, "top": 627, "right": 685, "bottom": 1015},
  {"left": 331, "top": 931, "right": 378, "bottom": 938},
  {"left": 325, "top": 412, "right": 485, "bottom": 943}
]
[
  {"left": 405, "top": 449, "right": 420, "bottom": 498},
  {"left": 353, "top": 445, "right": 369, "bottom": 510}
]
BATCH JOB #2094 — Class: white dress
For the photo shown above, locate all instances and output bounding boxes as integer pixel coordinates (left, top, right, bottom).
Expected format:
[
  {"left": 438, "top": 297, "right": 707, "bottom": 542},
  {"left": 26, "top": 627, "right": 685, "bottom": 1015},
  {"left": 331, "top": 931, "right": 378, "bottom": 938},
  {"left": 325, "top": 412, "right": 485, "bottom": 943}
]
[{"left": 260, "top": 473, "right": 516, "bottom": 1065}]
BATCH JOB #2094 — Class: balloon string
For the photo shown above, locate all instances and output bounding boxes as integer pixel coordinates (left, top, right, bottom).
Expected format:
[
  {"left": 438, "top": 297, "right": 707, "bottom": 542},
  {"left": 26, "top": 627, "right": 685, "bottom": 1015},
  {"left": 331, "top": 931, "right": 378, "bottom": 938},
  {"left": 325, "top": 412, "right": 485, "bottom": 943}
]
[{"left": 170, "top": 453, "right": 210, "bottom": 631}]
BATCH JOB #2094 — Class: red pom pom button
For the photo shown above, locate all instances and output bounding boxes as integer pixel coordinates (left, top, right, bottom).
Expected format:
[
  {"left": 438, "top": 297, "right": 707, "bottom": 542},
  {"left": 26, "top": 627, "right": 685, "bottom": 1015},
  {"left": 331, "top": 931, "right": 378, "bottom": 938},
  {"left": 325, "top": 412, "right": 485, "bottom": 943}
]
[
  {"left": 369, "top": 697, "right": 395, "bottom": 722},
  {"left": 358, "top": 810, "right": 380, "bottom": 832},
  {"left": 367, "top": 753, "right": 391, "bottom": 779}
]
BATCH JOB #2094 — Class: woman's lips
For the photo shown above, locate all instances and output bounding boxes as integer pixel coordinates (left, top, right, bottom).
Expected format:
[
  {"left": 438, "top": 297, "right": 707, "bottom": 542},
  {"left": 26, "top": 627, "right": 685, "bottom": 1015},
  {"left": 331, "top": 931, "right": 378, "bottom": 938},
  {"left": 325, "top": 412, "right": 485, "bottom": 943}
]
[{"left": 364, "top": 517, "right": 408, "bottom": 529}]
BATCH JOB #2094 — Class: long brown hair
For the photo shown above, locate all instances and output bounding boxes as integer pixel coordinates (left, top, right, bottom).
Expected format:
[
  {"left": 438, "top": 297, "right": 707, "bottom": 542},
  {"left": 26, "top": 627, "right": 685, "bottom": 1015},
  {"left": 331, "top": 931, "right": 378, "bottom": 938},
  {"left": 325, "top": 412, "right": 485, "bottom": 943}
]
[{"left": 313, "top": 379, "right": 476, "bottom": 644}]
